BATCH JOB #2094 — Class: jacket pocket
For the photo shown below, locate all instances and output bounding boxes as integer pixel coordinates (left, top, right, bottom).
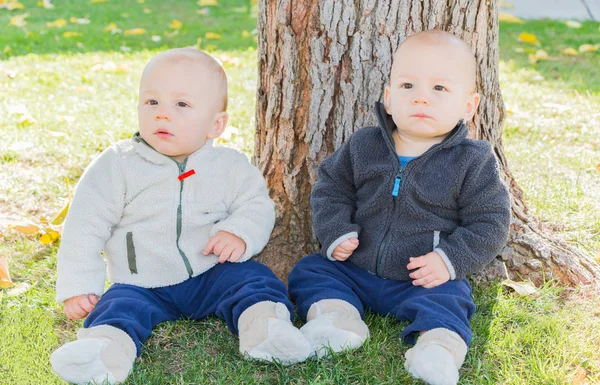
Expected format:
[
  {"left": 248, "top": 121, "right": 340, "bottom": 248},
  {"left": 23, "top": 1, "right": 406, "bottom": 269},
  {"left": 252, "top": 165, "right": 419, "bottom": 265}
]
[{"left": 126, "top": 231, "right": 138, "bottom": 274}]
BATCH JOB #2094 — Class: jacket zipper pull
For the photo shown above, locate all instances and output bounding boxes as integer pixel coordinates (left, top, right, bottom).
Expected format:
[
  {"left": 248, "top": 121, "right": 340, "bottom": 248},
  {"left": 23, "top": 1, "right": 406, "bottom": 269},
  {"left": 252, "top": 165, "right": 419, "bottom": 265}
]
[
  {"left": 392, "top": 177, "right": 401, "bottom": 197},
  {"left": 392, "top": 167, "right": 405, "bottom": 197}
]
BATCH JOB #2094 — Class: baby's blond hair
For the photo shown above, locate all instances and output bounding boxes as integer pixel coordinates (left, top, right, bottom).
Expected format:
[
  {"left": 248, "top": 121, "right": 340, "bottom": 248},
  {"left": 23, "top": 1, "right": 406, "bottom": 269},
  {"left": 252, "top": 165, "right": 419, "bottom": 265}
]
[{"left": 143, "top": 48, "right": 228, "bottom": 112}]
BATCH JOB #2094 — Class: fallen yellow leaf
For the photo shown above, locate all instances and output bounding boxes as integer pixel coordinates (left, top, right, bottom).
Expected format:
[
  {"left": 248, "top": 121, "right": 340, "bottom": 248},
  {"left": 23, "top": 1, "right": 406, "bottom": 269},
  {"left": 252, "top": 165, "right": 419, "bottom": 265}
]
[
  {"left": 242, "top": 30, "right": 250, "bottom": 37},
  {"left": 38, "top": 0, "right": 54, "bottom": 8},
  {"left": 205, "top": 32, "right": 221, "bottom": 40},
  {"left": 63, "top": 31, "right": 82, "bottom": 38},
  {"left": 137, "top": 0, "right": 144, "bottom": 2},
  {"left": 39, "top": 233, "right": 52, "bottom": 244},
  {"left": 103, "top": 22, "right": 121, "bottom": 34},
  {"left": 50, "top": 202, "right": 70, "bottom": 225},
  {"left": 124, "top": 28, "right": 146, "bottom": 35},
  {"left": 499, "top": 12, "right": 524, "bottom": 23},
  {"left": 2, "top": 1, "right": 24, "bottom": 10},
  {"left": 528, "top": 49, "right": 548, "bottom": 64},
  {"left": 198, "top": 0, "right": 218, "bottom": 5},
  {"left": 9, "top": 13, "right": 29, "bottom": 27},
  {"left": 518, "top": 32, "right": 539, "bottom": 45},
  {"left": 562, "top": 47, "right": 578, "bottom": 56},
  {"left": 0, "top": 255, "right": 12, "bottom": 289},
  {"left": 19, "top": 115, "right": 37, "bottom": 125},
  {"left": 70, "top": 17, "right": 91, "bottom": 25},
  {"left": 143, "top": 8, "right": 151, "bottom": 13},
  {"left": 46, "top": 18, "right": 67, "bottom": 28},
  {"left": 9, "top": 223, "right": 39, "bottom": 235},
  {"left": 579, "top": 44, "right": 599, "bottom": 52},
  {"left": 205, "top": 44, "right": 217, "bottom": 51},
  {"left": 170, "top": 19, "right": 183, "bottom": 29},
  {"left": 91, "top": 0, "right": 109, "bottom": 3}
]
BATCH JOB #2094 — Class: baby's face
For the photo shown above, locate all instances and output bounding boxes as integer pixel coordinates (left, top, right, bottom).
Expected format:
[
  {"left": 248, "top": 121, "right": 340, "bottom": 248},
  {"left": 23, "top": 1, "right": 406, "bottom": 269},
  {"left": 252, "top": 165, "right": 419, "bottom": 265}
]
[
  {"left": 138, "top": 55, "right": 225, "bottom": 162},
  {"left": 384, "top": 37, "right": 479, "bottom": 141}
]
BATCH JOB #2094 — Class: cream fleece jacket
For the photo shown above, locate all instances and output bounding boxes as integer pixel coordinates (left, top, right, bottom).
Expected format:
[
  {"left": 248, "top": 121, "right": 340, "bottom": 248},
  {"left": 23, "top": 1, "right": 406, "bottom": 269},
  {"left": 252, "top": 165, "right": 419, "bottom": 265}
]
[{"left": 55, "top": 135, "right": 275, "bottom": 303}]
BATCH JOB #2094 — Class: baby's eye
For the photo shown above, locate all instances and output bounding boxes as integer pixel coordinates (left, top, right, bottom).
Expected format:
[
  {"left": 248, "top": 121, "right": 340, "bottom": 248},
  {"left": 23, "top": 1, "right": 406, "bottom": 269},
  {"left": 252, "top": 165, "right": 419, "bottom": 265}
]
[
  {"left": 146, "top": 100, "right": 158, "bottom": 105},
  {"left": 434, "top": 85, "right": 447, "bottom": 91},
  {"left": 176, "top": 102, "right": 189, "bottom": 107},
  {"left": 400, "top": 83, "right": 413, "bottom": 89}
]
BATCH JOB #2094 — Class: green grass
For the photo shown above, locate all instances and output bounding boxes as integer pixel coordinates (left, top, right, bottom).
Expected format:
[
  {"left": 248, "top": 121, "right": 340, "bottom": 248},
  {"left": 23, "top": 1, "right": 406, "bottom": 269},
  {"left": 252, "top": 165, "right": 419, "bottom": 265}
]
[{"left": 1, "top": 2, "right": 600, "bottom": 384}]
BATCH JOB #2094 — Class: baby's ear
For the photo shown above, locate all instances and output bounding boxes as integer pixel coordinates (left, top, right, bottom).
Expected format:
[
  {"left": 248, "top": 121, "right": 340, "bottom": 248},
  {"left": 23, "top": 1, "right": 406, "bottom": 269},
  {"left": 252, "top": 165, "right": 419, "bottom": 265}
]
[
  {"left": 463, "top": 92, "right": 480, "bottom": 121},
  {"left": 383, "top": 85, "right": 391, "bottom": 113},
  {"left": 208, "top": 111, "right": 228, "bottom": 139}
]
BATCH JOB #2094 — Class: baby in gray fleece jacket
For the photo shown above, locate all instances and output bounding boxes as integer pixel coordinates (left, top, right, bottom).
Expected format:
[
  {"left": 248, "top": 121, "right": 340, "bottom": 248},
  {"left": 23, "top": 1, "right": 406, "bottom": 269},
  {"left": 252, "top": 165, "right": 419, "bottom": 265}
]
[
  {"left": 288, "top": 31, "right": 511, "bottom": 385},
  {"left": 51, "top": 48, "right": 310, "bottom": 385}
]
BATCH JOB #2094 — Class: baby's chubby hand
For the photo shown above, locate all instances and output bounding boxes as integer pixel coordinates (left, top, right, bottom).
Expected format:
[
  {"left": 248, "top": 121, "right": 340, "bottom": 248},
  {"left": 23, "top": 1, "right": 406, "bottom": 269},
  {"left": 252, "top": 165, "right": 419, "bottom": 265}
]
[
  {"left": 332, "top": 237, "right": 359, "bottom": 261},
  {"left": 204, "top": 230, "right": 247, "bottom": 263},
  {"left": 407, "top": 251, "right": 450, "bottom": 289},
  {"left": 64, "top": 294, "right": 99, "bottom": 320}
]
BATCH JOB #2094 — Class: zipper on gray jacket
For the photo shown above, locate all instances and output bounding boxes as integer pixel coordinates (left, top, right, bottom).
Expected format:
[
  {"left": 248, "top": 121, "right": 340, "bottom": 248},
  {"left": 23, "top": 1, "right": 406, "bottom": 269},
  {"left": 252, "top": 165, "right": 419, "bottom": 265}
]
[
  {"left": 175, "top": 159, "right": 193, "bottom": 277},
  {"left": 376, "top": 167, "right": 404, "bottom": 275}
]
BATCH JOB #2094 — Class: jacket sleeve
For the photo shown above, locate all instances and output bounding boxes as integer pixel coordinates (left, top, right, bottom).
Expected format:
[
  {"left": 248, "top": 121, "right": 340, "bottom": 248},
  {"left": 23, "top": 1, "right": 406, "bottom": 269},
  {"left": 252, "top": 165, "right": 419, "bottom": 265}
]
[
  {"left": 434, "top": 142, "right": 511, "bottom": 280},
  {"left": 310, "top": 138, "right": 361, "bottom": 259},
  {"left": 209, "top": 153, "right": 275, "bottom": 263},
  {"left": 55, "top": 147, "right": 126, "bottom": 303}
]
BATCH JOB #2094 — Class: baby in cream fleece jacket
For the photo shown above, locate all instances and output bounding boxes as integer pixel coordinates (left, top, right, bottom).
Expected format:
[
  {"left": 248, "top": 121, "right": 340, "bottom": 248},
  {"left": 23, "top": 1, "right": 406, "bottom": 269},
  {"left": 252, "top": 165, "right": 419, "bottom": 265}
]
[{"left": 51, "top": 48, "right": 310, "bottom": 385}]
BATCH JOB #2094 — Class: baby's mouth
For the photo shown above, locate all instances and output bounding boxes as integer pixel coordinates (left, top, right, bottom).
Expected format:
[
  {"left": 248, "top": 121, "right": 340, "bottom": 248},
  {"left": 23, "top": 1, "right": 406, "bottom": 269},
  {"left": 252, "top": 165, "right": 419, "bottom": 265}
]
[{"left": 155, "top": 129, "right": 173, "bottom": 138}]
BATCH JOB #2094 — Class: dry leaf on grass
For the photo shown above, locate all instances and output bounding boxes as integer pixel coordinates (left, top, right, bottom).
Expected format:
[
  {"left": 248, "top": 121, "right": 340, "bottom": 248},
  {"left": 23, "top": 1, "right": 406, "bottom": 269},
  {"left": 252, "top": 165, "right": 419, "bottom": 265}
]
[
  {"left": 501, "top": 280, "right": 538, "bottom": 296},
  {"left": 9, "top": 13, "right": 29, "bottom": 27},
  {"left": 7, "top": 282, "right": 30, "bottom": 297},
  {"left": 0, "top": 255, "right": 12, "bottom": 289}
]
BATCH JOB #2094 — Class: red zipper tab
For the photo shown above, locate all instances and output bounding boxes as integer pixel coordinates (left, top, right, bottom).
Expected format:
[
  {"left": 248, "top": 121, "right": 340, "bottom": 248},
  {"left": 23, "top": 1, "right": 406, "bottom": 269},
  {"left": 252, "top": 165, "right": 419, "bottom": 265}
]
[{"left": 178, "top": 169, "right": 196, "bottom": 181}]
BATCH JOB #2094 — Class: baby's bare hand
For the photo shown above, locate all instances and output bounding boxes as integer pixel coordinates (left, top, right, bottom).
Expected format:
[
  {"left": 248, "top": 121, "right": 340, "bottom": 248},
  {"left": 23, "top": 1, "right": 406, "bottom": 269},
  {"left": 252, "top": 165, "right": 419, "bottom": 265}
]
[
  {"left": 64, "top": 294, "right": 99, "bottom": 320},
  {"left": 407, "top": 251, "right": 450, "bottom": 288},
  {"left": 204, "top": 231, "right": 247, "bottom": 263},
  {"left": 332, "top": 238, "right": 359, "bottom": 261}
]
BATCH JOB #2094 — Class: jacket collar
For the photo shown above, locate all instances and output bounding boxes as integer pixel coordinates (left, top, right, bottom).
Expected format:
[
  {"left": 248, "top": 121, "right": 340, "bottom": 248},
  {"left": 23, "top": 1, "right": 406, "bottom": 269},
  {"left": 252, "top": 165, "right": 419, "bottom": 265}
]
[
  {"left": 373, "top": 101, "right": 468, "bottom": 153},
  {"left": 131, "top": 132, "right": 216, "bottom": 166}
]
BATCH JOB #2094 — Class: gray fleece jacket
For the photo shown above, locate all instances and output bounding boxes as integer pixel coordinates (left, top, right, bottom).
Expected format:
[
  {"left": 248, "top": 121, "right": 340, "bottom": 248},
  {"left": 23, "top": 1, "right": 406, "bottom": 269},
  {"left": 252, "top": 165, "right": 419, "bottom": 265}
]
[{"left": 311, "top": 102, "right": 511, "bottom": 281}]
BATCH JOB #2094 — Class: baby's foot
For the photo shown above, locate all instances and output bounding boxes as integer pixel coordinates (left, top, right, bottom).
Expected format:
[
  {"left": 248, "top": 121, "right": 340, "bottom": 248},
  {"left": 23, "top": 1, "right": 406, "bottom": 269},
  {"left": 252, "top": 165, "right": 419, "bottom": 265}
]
[
  {"left": 404, "top": 328, "right": 467, "bottom": 385},
  {"left": 238, "top": 301, "right": 311, "bottom": 365},
  {"left": 300, "top": 299, "right": 369, "bottom": 358},
  {"left": 50, "top": 325, "right": 136, "bottom": 385},
  {"left": 51, "top": 338, "right": 117, "bottom": 385}
]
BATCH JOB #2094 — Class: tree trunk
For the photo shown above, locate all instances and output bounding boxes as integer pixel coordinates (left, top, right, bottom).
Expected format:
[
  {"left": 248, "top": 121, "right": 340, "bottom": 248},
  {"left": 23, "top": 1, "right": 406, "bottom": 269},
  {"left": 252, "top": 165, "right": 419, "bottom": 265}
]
[{"left": 254, "top": 0, "right": 600, "bottom": 286}]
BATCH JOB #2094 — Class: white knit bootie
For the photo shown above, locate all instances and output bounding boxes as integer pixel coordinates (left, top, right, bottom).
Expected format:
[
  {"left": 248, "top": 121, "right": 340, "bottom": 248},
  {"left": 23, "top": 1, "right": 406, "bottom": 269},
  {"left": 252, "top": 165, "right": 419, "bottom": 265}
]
[
  {"left": 51, "top": 325, "right": 137, "bottom": 385},
  {"left": 404, "top": 328, "right": 468, "bottom": 385},
  {"left": 300, "top": 299, "right": 369, "bottom": 358},
  {"left": 238, "top": 301, "right": 311, "bottom": 365}
]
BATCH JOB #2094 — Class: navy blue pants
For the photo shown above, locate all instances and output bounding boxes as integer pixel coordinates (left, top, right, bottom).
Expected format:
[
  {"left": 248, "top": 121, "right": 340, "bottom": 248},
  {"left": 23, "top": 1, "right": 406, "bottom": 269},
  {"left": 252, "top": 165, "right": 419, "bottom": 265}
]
[
  {"left": 84, "top": 261, "right": 291, "bottom": 356},
  {"left": 288, "top": 254, "right": 476, "bottom": 346}
]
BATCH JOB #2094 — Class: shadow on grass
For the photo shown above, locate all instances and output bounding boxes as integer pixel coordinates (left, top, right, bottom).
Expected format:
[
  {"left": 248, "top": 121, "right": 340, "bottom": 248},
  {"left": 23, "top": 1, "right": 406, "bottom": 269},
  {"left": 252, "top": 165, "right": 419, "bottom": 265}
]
[
  {"left": 0, "top": 0, "right": 257, "bottom": 59},
  {"left": 499, "top": 19, "right": 600, "bottom": 94}
]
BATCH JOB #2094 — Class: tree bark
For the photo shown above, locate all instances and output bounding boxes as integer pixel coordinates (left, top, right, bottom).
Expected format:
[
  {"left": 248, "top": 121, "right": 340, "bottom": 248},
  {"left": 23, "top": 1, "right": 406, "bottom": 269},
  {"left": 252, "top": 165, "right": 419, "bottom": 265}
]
[{"left": 254, "top": 0, "right": 600, "bottom": 286}]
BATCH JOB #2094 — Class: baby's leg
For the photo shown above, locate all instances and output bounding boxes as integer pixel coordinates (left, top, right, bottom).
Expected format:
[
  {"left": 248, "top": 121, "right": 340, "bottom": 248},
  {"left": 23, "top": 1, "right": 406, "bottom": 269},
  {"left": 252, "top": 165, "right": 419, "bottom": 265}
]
[
  {"left": 51, "top": 284, "right": 178, "bottom": 384},
  {"left": 382, "top": 279, "right": 475, "bottom": 385},
  {"left": 185, "top": 261, "right": 311, "bottom": 365},
  {"left": 288, "top": 254, "right": 373, "bottom": 358}
]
